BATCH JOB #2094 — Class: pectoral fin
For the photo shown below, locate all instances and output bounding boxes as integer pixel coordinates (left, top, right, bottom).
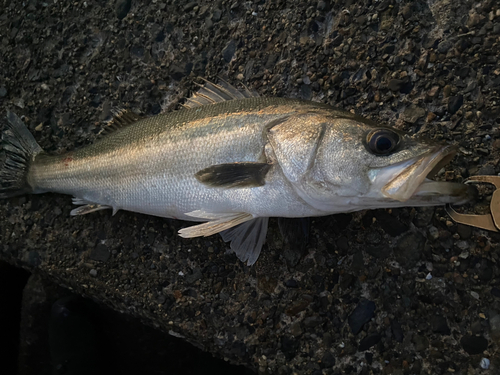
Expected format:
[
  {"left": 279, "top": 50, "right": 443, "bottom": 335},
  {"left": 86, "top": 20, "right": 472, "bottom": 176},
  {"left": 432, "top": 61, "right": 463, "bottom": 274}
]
[
  {"left": 195, "top": 162, "right": 271, "bottom": 188},
  {"left": 220, "top": 217, "right": 269, "bottom": 266}
]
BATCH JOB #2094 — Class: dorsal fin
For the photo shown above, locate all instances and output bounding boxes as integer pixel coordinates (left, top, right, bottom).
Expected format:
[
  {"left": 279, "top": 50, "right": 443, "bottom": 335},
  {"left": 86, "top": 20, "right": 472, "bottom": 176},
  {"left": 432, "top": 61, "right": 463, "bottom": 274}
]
[
  {"left": 99, "top": 108, "right": 142, "bottom": 136},
  {"left": 182, "top": 78, "right": 259, "bottom": 109}
]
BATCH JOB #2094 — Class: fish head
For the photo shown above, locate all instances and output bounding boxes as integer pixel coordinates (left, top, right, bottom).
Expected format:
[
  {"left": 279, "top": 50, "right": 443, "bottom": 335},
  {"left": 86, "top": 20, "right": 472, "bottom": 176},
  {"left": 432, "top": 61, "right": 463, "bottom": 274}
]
[{"left": 268, "top": 112, "right": 474, "bottom": 213}]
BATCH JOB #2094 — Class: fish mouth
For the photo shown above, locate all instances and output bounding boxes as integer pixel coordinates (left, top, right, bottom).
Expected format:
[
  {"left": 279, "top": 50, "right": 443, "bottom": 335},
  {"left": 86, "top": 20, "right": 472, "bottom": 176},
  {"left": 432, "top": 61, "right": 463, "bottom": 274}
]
[{"left": 379, "top": 145, "right": 474, "bottom": 204}]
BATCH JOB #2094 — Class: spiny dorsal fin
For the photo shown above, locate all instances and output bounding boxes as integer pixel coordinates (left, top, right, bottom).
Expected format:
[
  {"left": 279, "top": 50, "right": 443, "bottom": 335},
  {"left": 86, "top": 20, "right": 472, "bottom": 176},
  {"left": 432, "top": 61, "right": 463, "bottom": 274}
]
[
  {"left": 182, "top": 78, "right": 259, "bottom": 109},
  {"left": 99, "top": 108, "right": 142, "bottom": 136}
]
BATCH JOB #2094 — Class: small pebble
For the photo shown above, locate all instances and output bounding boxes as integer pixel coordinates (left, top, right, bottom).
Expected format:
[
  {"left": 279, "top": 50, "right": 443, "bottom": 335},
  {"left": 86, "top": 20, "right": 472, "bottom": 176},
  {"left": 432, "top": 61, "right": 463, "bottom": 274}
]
[
  {"left": 448, "top": 95, "right": 464, "bottom": 114},
  {"left": 116, "top": 0, "right": 132, "bottom": 19},
  {"left": 428, "top": 226, "right": 439, "bottom": 240},
  {"left": 461, "top": 335, "right": 488, "bottom": 355},
  {"left": 348, "top": 299, "right": 376, "bottom": 335},
  {"left": 427, "top": 85, "right": 440, "bottom": 97},
  {"left": 480, "top": 358, "right": 490, "bottom": 369},
  {"left": 459, "top": 250, "right": 470, "bottom": 259},
  {"left": 89, "top": 269, "right": 97, "bottom": 277}
]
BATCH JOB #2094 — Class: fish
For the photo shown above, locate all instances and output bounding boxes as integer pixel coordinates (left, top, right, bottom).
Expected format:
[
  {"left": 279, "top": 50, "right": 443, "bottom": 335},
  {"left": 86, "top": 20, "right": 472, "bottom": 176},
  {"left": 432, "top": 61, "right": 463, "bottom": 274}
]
[{"left": 0, "top": 80, "right": 474, "bottom": 265}]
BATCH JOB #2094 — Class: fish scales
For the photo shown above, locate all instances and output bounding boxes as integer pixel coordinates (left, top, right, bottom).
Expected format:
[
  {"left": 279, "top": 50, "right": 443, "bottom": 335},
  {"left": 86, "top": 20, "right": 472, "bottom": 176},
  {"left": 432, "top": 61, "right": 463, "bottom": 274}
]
[
  {"left": 1, "top": 82, "right": 474, "bottom": 265},
  {"left": 29, "top": 98, "right": 324, "bottom": 220}
]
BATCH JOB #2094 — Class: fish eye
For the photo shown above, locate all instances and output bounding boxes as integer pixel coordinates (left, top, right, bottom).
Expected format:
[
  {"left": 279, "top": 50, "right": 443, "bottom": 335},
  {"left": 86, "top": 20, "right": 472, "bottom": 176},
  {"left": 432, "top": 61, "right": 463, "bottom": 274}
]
[{"left": 367, "top": 129, "right": 399, "bottom": 155}]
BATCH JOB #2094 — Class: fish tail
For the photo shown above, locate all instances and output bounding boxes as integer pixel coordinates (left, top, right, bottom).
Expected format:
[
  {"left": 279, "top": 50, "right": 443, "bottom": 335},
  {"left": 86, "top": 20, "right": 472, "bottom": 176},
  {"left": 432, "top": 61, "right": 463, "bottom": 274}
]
[{"left": 0, "top": 111, "right": 44, "bottom": 198}]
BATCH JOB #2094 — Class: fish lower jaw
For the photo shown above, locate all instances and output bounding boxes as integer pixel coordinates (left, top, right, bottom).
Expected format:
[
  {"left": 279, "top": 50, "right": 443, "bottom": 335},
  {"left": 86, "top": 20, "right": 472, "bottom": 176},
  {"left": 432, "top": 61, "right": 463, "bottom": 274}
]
[
  {"left": 406, "top": 180, "right": 476, "bottom": 206},
  {"left": 349, "top": 179, "right": 474, "bottom": 211},
  {"left": 378, "top": 145, "right": 459, "bottom": 202}
]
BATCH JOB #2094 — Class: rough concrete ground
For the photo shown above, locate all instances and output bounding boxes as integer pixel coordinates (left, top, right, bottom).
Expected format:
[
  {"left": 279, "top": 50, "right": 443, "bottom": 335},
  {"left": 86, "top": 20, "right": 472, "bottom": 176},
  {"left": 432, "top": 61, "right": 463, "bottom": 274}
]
[{"left": 0, "top": 0, "right": 499, "bottom": 374}]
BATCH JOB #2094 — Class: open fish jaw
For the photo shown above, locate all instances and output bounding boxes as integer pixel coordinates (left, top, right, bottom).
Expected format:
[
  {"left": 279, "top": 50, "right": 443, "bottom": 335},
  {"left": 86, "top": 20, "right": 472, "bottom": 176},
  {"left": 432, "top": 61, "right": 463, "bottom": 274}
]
[{"left": 379, "top": 145, "right": 472, "bottom": 204}]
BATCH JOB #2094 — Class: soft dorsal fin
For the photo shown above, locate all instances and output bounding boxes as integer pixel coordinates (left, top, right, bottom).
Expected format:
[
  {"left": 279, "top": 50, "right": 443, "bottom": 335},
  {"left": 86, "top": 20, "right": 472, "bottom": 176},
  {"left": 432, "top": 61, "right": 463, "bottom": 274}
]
[
  {"left": 99, "top": 108, "right": 142, "bottom": 136},
  {"left": 182, "top": 78, "right": 259, "bottom": 109}
]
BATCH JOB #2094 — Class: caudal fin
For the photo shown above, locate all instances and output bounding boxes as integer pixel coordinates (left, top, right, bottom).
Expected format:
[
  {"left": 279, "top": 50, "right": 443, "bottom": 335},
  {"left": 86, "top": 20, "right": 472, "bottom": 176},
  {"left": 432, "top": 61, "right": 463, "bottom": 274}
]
[{"left": 0, "top": 111, "right": 43, "bottom": 198}]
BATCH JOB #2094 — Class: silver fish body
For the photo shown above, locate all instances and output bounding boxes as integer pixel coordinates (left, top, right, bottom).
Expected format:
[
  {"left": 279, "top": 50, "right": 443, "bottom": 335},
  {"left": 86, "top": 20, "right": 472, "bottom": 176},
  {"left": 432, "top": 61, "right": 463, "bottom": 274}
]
[
  {"left": 29, "top": 98, "right": 327, "bottom": 220},
  {"left": 1, "top": 82, "right": 474, "bottom": 264}
]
